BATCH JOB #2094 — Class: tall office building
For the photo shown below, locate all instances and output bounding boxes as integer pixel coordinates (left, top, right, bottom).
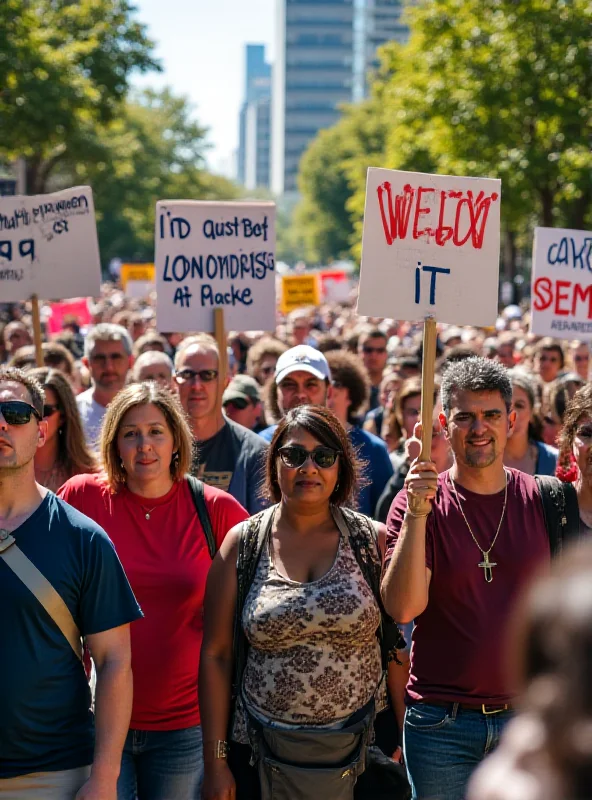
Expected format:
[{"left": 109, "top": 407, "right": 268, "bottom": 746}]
[
  {"left": 237, "top": 45, "right": 272, "bottom": 188},
  {"left": 354, "top": 0, "right": 409, "bottom": 99}
]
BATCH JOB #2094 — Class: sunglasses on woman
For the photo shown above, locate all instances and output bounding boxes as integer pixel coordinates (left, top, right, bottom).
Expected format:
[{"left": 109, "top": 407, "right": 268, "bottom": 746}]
[
  {"left": 278, "top": 445, "right": 340, "bottom": 470},
  {"left": 43, "top": 404, "right": 61, "bottom": 418},
  {"left": 0, "top": 401, "right": 42, "bottom": 425}
]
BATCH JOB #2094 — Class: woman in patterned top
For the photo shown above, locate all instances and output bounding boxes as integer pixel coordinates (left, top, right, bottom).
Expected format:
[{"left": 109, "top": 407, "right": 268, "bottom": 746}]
[{"left": 199, "top": 405, "right": 408, "bottom": 800}]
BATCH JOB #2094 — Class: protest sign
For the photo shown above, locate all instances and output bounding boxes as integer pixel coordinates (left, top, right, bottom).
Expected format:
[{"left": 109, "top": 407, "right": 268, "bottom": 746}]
[
  {"left": 0, "top": 186, "right": 101, "bottom": 302},
  {"left": 357, "top": 168, "right": 501, "bottom": 327},
  {"left": 47, "top": 298, "right": 92, "bottom": 335},
  {"left": 530, "top": 227, "right": 592, "bottom": 339},
  {"left": 319, "top": 270, "right": 350, "bottom": 304},
  {"left": 121, "top": 263, "right": 155, "bottom": 291},
  {"left": 155, "top": 201, "right": 276, "bottom": 333},
  {"left": 280, "top": 274, "right": 320, "bottom": 314}
]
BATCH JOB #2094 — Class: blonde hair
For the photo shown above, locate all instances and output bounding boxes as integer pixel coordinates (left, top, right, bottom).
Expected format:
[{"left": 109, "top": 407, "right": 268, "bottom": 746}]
[{"left": 100, "top": 382, "right": 193, "bottom": 491}]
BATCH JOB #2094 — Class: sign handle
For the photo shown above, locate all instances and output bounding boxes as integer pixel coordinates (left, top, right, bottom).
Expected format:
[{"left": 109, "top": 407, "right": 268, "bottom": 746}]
[
  {"left": 31, "top": 294, "right": 44, "bottom": 368},
  {"left": 419, "top": 316, "right": 438, "bottom": 461},
  {"left": 214, "top": 308, "right": 227, "bottom": 404}
]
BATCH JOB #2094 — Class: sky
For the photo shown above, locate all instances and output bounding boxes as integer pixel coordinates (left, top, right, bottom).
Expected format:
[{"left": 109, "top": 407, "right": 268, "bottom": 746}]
[{"left": 134, "top": 0, "right": 275, "bottom": 177}]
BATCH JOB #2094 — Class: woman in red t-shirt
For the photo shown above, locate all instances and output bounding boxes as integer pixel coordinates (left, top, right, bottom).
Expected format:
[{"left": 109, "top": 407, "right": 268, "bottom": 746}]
[{"left": 58, "top": 382, "right": 249, "bottom": 800}]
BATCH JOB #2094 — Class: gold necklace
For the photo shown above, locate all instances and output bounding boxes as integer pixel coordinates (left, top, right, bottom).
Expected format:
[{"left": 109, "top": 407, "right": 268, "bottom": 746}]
[{"left": 449, "top": 471, "right": 508, "bottom": 583}]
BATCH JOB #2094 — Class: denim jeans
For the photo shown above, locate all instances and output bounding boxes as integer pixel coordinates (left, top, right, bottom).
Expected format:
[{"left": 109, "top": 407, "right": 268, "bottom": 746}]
[
  {"left": 117, "top": 726, "right": 203, "bottom": 800},
  {"left": 403, "top": 702, "right": 512, "bottom": 800}
]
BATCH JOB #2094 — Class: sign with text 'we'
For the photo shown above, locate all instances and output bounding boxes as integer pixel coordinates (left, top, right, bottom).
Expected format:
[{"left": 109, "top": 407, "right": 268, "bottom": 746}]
[
  {"left": 357, "top": 169, "right": 501, "bottom": 327},
  {"left": 531, "top": 227, "right": 592, "bottom": 339},
  {"left": 155, "top": 201, "right": 276, "bottom": 333},
  {"left": 0, "top": 186, "right": 101, "bottom": 301}
]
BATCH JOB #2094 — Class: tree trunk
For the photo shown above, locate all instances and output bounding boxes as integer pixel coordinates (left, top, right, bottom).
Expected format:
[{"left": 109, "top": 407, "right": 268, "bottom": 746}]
[{"left": 540, "top": 186, "right": 554, "bottom": 227}]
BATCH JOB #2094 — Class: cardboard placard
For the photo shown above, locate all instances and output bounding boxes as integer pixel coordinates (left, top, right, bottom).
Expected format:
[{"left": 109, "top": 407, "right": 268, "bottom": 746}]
[
  {"left": 357, "top": 168, "right": 501, "bottom": 326},
  {"left": 0, "top": 186, "right": 101, "bottom": 301},
  {"left": 280, "top": 274, "right": 320, "bottom": 314},
  {"left": 530, "top": 227, "right": 592, "bottom": 339},
  {"left": 120, "top": 263, "right": 155, "bottom": 290},
  {"left": 155, "top": 201, "right": 276, "bottom": 333},
  {"left": 319, "top": 270, "right": 351, "bottom": 304}
]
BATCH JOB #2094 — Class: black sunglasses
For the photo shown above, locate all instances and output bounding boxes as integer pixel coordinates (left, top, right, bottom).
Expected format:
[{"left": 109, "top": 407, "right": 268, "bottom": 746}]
[
  {"left": 43, "top": 404, "right": 61, "bottom": 418},
  {"left": 278, "top": 445, "right": 340, "bottom": 470},
  {"left": 175, "top": 368, "right": 219, "bottom": 384},
  {"left": 0, "top": 401, "right": 42, "bottom": 425},
  {"left": 225, "top": 397, "right": 250, "bottom": 411}
]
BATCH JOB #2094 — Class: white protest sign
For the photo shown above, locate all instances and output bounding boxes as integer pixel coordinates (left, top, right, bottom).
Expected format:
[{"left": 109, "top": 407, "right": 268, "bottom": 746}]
[
  {"left": 530, "top": 227, "right": 592, "bottom": 340},
  {"left": 357, "top": 168, "right": 501, "bottom": 326},
  {"left": 155, "top": 201, "right": 276, "bottom": 332},
  {"left": 0, "top": 186, "right": 101, "bottom": 301}
]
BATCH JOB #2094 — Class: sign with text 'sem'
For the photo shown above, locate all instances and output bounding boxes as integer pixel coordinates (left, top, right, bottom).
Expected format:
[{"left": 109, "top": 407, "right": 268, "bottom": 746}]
[
  {"left": 530, "top": 227, "right": 592, "bottom": 340},
  {"left": 0, "top": 186, "right": 101, "bottom": 302},
  {"left": 155, "top": 201, "right": 276, "bottom": 333},
  {"left": 357, "top": 168, "right": 501, "bottom": 327}
]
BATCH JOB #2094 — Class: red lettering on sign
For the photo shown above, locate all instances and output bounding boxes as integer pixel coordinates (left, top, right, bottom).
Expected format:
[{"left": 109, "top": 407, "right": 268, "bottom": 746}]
[
  {"left": 534, "top": 277, "right": 592, "bottom": 319},
  {"left": 435, "top": 191, "right": 453, "bottom": 246},
  {"left": 555, "top": 280, "right": 572, "bottom": 315},
  {"left": 572, "top": 283, "right": 592, "bottom": 317},
  {"left": 376, "top": 182, "right": 415, "bottom": 245},
  {"left": 533, "top": 277, "right": 553, "bottom": 311},
  {"left": 413, "top": 187, "right": 435, "bottom": 239}
]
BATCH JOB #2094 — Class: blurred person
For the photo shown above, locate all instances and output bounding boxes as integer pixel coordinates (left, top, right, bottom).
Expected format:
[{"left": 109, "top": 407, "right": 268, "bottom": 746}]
[
  {"left": 482, "top": 337, "right": 499, "bottom": 359},
  {"left": 287, "top": 310, "right": 318, "bottom": 347},
  {"left": 358, "top": 327, "right": 389, "bottom": 411},
  {"left": 541, "top": 373, "right": 586, "bottom": 447},
  {"left": 174, "top": 335, "right": 268, "bottom": 514},
  {"left": 440, "top": 327, "right": 463, "bottom": 350},
  {"left": 495, "top": 333, "right": 517, "bottom": 369},
  {"left": 382, "top": 357, "right": 553, "bottom": 800},
  {"left": 258, "top": 345, "right": 332, "bottom": 442},
  {"left": 381, "top": 408, "right": 404, "bottom": 454},
  {"left": 59, "top": 383, "right": 248, "bottom": 800},
  {"left": 504, "top": 370, "right": 557, "bottom": 476},
  {"left": 131, "top": 351, "right": 174, "bottom": 389},
  {"left": 3, "top": 321, "right": 32, "bottom": 360},
  {"left": 315, "top": 333, "right": 343, "bottom": 353},
  {"left": 132, "top": 332, "right": 171, "bottom": 359},
  {"left": 245, "top": 336, "right": 288, "bottom": 386},
  {"left": 222, "top": 375, "right": 262, "bottom": 432},
  {"left": 200, "top": 406, "right": 409, "bottom": 800},
  {"left": 364, "top": 370, "right": 402, "bottom": 439},
  {"left": 395, "top": 350, "right": 421, "bottom": 380},
  {"left": 7, "top": 346, "right": 36, "bottom": 371},
  {"left": 326, "top": 350, "right": 394, "bottom": 515},
  {"left": 228, "top": 333, "right": 249, "bottom": 375},
  {"left": 569, "top": 340, "right": 590, "bottom": 380},
  {"left": 0, "top": 367, "right": 141, "bottom": 799},
  {"left": 29, "top": 368, "right": 97, "bottom": 492},
  {"left": 557, "top": 384, "right": 592, "bottom": 535},
  {"left": 533, "top": 338, "right": 565, "bottom": 383},
  {"left": 127, "top": 313, "right": 146, "bottom": 342},
  {"left": 77, "top": 324, "right": 134, "bottom": 451},
  {"left": 436, "top": 344, "right": 478, "bottom": 373},
  {"left": 53, "top": 329, "right": 84, "bottom": 361}
]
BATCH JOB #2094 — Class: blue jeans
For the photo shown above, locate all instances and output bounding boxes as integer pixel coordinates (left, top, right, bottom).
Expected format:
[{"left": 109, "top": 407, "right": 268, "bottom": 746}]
[
  {"left": 403, "top": 702, "right": 512, "bottom": 800},
  {"left": 117, "top": 726, "right": 203, "bottom": 800}
]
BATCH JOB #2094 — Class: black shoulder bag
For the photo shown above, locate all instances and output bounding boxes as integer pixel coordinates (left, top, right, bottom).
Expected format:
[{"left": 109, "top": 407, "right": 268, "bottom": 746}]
[
  {"left": 534, "top": 475, "right": 580, "bottom": 556},
  {"left": 186, "top": 475, "right": 216, "bottom": 559}
]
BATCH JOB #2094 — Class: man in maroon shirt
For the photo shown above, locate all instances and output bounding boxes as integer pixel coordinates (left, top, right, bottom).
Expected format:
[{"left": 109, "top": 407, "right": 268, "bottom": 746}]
[{"left": 381, "top": 357, "right": 550, "bottom": 800}]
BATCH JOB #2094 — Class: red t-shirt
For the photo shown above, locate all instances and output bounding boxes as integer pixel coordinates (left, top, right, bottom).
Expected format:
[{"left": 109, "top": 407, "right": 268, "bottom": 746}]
[
  {"left": 58, "top": 474, "right": 248, "bottom": 730},
  {"left": 386, "top": 468, "right": 549, "bottom": 705}
]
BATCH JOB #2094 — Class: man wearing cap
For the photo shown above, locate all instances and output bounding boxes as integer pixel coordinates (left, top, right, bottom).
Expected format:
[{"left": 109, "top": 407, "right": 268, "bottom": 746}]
[
  {"left": 222, "top": 375, "right": 263, "bottom": 432},
  {"left": 258, "top": 345, "right": 333, "bottom": 443}
]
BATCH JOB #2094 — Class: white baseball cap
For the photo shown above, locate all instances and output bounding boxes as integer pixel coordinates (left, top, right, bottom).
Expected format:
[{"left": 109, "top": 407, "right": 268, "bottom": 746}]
[{"left": 274, "top": 345, "right": 331, "bottom": 385}]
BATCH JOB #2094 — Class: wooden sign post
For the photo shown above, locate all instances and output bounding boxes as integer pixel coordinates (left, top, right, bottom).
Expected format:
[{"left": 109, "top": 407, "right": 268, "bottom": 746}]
[
  {"left": 31, "top": 294, "right": 44, "bottom": 367},
  {"left": 419, "top": 317, "right": 438, "bottom": 460},
  {"left": 214, "top": 307, "right": 227, "bottom": 406}
]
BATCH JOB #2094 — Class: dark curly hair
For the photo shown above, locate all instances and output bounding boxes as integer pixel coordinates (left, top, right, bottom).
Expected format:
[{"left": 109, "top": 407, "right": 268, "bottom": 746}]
[
  {"left": 557, "top": 383, "right": 592, "bottom": 468},
  {"left": 441, "top": 357, "right": 512, "bottom": 415},
  {"left": 264, "top": 405, "right": 365, "bottom": 506},
  {"left": 325, "top": 350, "right": 370, "bottom": 423}
]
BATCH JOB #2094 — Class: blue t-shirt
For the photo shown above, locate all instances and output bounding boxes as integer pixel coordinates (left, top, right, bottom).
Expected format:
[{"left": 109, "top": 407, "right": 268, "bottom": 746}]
[
  {"left": 349, "top": 426, "right": 394, "bottom": 516},
  {"left": 0, "top": 492, "right": 142, "bottom": 778}
]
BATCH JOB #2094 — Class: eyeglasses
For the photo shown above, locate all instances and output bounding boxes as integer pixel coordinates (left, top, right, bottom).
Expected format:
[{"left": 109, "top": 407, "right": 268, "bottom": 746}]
[
  {"left": 43, "top": 404, "right": 61, "bottom": 418},
  {"left": 175, "top": 369, "right": 219, "bottom": 384},
  {"left": 260, "top": 365, "right": 275, "bottom": 376},
  {"left": 363, "top": 346, "right": 387, "bottom": 355},
  {"left": 225, "top": 397, "right": 250, "bottom": 411},
  {"left": 539, "top": 355, "right": 560, "bottom": 363},
  {"left": 278, "top": 445, "right": 340, "bottom": 469},
  {"left": 576, "top": 426, "right": 592, "bottom": 440},
  {"left": 575, "top": 355, "right": 589, "bottom": 362},
  {"left": 0, "top": 401, "right": 42, "bottom": 425},
  {"left": 90, "top": 353, "right": 125, "bottom": 364}
]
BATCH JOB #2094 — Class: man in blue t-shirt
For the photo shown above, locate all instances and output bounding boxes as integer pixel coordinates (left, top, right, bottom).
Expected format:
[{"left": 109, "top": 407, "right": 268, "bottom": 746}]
[{"left": 0, "top": 367, "right": 142, "bottom": 799}]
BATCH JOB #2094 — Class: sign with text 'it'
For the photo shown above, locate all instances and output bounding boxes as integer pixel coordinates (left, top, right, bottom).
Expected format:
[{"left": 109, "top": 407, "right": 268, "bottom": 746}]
[
  {"left": 155, "top": 201, "right": 276, "bottom": 333},
  {"left": 0, "top": 186, "right": 101, "bottom": 301},
  {"left": 530, "top": 227, "right": 592, "bottom": 339},
  {"left": 280, "top": 274, "right": 320, "bottom": 314},
  {"left": 357, "top": 169, "right": 501, "bottom": 326}
]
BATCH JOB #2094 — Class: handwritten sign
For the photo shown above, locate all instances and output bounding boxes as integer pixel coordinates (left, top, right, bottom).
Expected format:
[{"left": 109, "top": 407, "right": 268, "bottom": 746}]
[
  {"left": 280, "top": 274, "right": 320, "bottom": 314},
  {"left": 357, "top": 168, "right": 501, "bottom": 326},
  {"left": 120, "top": 263, "right": 155, "bottom": 290},
  {"left": 47, "top": 298, "right": 92, "bottom": 335},
  {"left": 155, "top": 201, "right": 276, "bottom": 332},
  {"left": 319, "top": 270, "right": 350, "bottom": 304},
  {"left": 0, "top": 186, "right": 101, "bottom": 301},
  {"left": 530, "top": 227, "right": 592, "bottom": 339}
]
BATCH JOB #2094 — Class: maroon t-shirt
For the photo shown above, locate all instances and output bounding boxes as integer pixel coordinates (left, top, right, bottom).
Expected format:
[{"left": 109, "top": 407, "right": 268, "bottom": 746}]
[{"left": 386, "top": 468, "right": 549, "bottom": 705}]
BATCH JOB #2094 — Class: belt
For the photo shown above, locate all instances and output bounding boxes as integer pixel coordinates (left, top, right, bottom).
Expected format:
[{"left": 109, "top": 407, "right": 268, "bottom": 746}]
[{"left": 425, "top": 701, "right": 512, "bottom": 715}]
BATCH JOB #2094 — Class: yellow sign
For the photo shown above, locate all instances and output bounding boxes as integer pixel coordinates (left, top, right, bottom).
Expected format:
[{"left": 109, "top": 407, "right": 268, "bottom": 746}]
[
  {"left": 120, "top": 263, "right": 155, "bottom": 289},
  {"left": 280, "top": 274, "right": 320, "bottom": 314}
]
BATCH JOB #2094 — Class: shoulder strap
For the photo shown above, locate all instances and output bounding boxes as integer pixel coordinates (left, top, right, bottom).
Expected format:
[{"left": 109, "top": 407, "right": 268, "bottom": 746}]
[
  {"left": 186, "top": 475, "right": 216, "bottom": 559},
  {"left": 0, "top": 534, "right": 82, "bottom": 660},
  {"left": 535, "top": 475, "right": 580, "bottom": 556}
]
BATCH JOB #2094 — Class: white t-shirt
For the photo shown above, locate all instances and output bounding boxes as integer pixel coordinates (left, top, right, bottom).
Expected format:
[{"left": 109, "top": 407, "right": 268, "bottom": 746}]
[{"left": 76, "top": 389, "right": 106, "bottom": 452}]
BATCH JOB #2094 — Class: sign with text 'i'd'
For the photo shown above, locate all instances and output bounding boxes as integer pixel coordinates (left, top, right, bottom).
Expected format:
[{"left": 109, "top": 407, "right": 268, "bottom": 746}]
[
  {"left": 530, "top": 227, "right": 592, "bottom": 340},
  {"left": 357, "top": 169, "right": 501, "bottom": 327},
  {"left": 0, "top": 186, "right": 101, "bottom": 301},
  {"left": 155, "top": 201, "right": 276, "bottom": 333}
]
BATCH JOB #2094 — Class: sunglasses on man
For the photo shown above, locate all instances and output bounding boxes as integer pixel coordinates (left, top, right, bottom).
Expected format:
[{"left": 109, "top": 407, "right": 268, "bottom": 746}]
[
  {"left": 175, "top": 369, "right": 219, "bottom": 384},
  {"left": 0, "top": 401, "right": 42, "bottom": 425},
  {"left": 224, "top": 397, "right": 252, "bottom": 411}
]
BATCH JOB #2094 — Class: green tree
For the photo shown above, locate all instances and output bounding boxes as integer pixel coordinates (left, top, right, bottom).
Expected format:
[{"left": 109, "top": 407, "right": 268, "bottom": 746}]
[{"left": 0, "top": 0, "right": 159, "bottom": 193}]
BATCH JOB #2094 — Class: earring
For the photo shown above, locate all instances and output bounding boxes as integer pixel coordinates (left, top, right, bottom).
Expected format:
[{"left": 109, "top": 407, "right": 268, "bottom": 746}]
[
  {"left": 120, "top": 458, "right": 125, "bottom": 471},
  {"left": 58, "top": 428, "right": 63, "bottom": 436},
  {"left": 172, "top": 452, "right": 179, "bottom": 467}
]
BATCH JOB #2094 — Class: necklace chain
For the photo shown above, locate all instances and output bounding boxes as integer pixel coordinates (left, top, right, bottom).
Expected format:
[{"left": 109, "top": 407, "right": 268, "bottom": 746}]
[
  {"left": 449, "top": 471, "right": 508, "bottom": 581},
  {"left": 140, "top": 504, "right": 159, "bottom": 520}
]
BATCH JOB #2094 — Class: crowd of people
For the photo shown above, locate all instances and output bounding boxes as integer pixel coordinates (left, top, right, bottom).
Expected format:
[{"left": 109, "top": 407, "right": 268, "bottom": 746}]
[{"left": 1, "top": 284, "right": 592, "bottom": 800}]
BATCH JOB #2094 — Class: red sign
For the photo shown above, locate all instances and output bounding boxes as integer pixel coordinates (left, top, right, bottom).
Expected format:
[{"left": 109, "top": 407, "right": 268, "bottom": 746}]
[{"left": 47, "top": 298, "right": 92, "bottom": 335}]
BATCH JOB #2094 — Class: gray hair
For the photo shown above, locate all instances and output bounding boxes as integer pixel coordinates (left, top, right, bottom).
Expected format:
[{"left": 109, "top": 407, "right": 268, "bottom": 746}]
[
  {"left": 84, "top": 323, "right": 133, "bottom": 358},
  {"left": 508, "top": 368, "right": 537, "bottom": 409},
  {"left": 441, "top": 357, "right": 512, "bottom": 416},
  {"left": 132, "top": 350, "right": 174, "bottom": 380}
]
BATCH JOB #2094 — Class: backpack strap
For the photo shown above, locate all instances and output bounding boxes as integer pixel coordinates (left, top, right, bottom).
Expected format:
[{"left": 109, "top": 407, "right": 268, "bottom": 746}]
[
  {"left": 534, "top": 475, "right": 580, "bottom": 556},
  {"left": 186, "top": 475, "right": 216, "bottom": 559},
  {"left": 231, "top": 505, "right": 277, "bottom": 701}
]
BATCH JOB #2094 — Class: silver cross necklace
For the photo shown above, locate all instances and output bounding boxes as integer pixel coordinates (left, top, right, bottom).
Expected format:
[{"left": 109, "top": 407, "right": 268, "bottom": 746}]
[{"left": 449, "top": 470, "right": 508, "bottom": 583}]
